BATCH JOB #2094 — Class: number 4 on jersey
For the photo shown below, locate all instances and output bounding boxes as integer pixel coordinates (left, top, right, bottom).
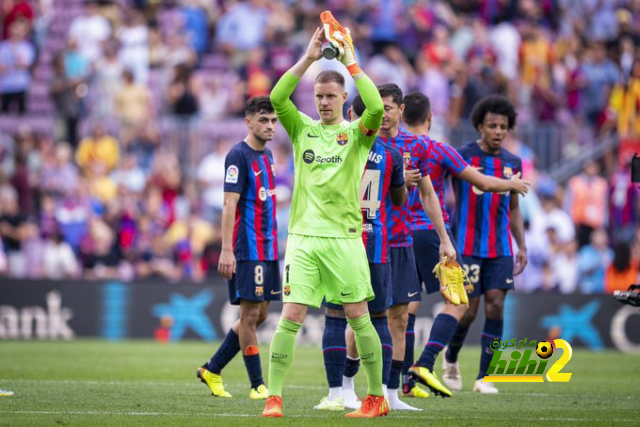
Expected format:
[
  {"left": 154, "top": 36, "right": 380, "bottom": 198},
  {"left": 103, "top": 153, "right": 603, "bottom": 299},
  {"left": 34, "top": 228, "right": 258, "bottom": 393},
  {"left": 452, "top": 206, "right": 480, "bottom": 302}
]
[{"left": 359, "top": 169, "right": 381, "bottom": 219}]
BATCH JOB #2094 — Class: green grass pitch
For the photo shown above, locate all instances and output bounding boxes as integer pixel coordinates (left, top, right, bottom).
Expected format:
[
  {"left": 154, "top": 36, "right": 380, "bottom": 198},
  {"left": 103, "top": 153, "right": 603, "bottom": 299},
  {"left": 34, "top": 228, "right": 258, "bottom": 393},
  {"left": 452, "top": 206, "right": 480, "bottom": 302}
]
[{"left": 0, "top": 340, "right": 637, "bottom": 426}]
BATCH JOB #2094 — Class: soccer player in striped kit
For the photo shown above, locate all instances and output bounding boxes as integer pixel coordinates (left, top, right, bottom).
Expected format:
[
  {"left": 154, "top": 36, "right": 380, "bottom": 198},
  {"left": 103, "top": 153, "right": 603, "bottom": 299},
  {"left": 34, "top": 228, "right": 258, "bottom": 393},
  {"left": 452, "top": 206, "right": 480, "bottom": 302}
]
[
  {"left": 400, "top": 92, "right": 529, "bottom": 397},
  {"left": 197, "top": 96, "right": 280, "bottom": 400},
  {"left": 444, "top": 95, "right": 528, "bottom": 394}
]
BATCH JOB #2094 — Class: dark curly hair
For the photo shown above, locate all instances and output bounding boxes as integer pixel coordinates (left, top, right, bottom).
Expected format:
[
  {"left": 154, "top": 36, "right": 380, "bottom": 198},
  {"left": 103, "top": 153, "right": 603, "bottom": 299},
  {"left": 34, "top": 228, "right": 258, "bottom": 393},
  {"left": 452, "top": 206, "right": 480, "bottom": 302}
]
[
  {"left": 470, "top": 95, "right": 517, "bottom": 130},
  {"left": 377, "top": 83, "right": 403, "bottom": 106},
  {"left": 245, "top": 96, "right": 274, "bottom": 116},
  {"left": 402, "top": 92, "right": 431, "bottom": 126}
]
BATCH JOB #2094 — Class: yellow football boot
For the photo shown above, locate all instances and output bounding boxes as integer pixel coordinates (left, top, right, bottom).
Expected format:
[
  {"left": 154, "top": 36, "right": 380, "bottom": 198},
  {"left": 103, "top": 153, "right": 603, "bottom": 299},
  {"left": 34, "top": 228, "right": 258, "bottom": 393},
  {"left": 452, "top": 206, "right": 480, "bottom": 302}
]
[
  {"left": 250, "top": 384, "right": 269, "bottom": 400},
  {"left": 196, "top": 367, "right": 232, "bottom": 398}
]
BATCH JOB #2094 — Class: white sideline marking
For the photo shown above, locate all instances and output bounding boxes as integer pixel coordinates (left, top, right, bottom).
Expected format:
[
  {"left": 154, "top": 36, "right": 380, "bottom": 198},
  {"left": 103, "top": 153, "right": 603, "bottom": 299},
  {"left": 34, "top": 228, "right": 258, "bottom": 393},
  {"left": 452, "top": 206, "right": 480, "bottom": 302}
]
[{"left": 0, "top": 410, "right": 636, "bottom": 422}]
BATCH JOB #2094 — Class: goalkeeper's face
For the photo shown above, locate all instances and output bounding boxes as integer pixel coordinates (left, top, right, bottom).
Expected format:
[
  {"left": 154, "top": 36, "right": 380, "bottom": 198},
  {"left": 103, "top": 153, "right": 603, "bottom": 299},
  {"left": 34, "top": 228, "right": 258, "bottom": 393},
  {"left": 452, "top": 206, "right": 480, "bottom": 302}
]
[
  {"left": 314, "top": 82, "right": 347, "bottom": 125},
  {"left": 246, "top": 112, "right": 278, "bottom": 143}
]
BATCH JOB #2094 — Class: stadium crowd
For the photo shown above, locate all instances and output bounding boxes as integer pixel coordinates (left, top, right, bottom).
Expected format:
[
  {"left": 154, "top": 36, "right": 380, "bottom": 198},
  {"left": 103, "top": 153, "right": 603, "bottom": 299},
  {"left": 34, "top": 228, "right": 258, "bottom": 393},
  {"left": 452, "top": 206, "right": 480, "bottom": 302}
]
[{"left": 0, "top": 0, "right": 639, "bottom": 294}]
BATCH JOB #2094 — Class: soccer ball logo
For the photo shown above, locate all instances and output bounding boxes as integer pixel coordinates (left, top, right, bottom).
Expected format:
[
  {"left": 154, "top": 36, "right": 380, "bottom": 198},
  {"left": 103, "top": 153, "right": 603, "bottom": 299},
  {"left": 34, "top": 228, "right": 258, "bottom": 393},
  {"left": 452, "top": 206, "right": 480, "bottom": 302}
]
[{"left": 536, "top": 341, "right": 554, "bottom": 359}]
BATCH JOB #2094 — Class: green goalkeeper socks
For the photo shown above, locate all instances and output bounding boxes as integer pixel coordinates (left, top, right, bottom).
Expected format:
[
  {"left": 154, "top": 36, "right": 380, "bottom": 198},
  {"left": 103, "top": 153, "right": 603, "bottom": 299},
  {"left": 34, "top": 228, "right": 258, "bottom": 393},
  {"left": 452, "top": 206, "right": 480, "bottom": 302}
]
[
  {"left": 348, "top": 312, "right": 384, "bottom": 396},
  {"left": 268, "top": 317, "right": 301, "bottom": 397}
]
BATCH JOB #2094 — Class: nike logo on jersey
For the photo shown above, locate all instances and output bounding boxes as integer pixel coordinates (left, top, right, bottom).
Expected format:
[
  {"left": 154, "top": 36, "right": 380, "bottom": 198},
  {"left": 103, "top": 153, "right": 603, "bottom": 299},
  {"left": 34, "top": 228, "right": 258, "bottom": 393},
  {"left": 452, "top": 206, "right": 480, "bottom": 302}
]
[
  {"left": 506, "top": 279, "right": 514, "bottom": 284},
  {"left": 408, "top": 291, "right": 419, "bottom": 298},
  {"left": 254, "top": 170, "right": 262, "bottom": 176},
  {"left": 307, "top": 133, "right": 319, "bottom": 138},
  {"left": 271, "top": 290, "right": 282, "bottom": 295},
  {"left": 341, "top": 292, "right": 352, "bottom": 297}
]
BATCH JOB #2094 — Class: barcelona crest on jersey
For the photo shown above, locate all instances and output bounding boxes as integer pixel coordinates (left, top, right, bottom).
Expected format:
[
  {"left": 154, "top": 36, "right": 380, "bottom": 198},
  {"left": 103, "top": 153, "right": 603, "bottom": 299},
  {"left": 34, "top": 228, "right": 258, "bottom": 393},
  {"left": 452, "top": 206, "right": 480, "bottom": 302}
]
[{"left": 337, "top": 133, "right": 349, "bottom": 146}]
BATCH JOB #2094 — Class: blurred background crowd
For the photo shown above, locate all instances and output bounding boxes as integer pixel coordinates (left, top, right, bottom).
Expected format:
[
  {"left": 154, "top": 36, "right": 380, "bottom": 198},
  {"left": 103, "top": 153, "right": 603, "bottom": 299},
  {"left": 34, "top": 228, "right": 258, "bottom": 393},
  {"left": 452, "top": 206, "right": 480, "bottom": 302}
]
[{"left": 0, "top": 0, "right": 639, "bottom": 294}]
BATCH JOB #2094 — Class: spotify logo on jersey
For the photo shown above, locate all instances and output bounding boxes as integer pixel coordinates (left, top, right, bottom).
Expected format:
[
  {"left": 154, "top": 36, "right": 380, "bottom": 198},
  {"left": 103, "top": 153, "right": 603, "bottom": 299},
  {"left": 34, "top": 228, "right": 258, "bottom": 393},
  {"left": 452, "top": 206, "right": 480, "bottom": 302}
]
[
  {"left": 302, "top": 149, "right": 343, "bottom": 165},
  {"left": 303, "top": 149, "right": 315, "bottom": 164}
]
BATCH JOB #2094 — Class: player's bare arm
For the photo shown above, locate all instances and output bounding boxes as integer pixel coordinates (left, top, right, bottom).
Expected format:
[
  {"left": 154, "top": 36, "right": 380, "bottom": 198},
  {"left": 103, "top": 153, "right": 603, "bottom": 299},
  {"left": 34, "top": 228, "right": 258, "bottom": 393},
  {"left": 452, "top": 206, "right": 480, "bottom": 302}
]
[
  {"left": 389, "top": 185, "right": 407, "bottom": 207},
  {"left": 509, "top": 192, "right": 527, "bottom": 276},
  {"left": 457, "top": 166, "right": 530, "bottom": 195},
  {"left": 218, "top": 192, "right": 241, "bottom": 280},
  {"left": 417, "top": 175, "right": 456, "bottom": 261}
]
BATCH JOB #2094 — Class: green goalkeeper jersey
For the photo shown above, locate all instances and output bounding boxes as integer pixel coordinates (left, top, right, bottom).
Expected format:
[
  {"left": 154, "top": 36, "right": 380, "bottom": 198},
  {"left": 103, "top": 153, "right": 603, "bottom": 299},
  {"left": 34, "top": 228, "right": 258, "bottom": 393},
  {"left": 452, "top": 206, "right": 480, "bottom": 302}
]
[{"left": 270, "top": 72, "right": 383, "bottom": 239}]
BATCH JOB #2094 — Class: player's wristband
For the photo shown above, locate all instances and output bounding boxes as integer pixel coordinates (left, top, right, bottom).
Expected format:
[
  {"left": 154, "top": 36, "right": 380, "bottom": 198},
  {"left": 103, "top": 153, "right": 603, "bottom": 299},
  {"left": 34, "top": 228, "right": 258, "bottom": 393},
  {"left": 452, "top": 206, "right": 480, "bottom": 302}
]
[{"left": 347, "top": 63, "right": 362, "bottom": 76}]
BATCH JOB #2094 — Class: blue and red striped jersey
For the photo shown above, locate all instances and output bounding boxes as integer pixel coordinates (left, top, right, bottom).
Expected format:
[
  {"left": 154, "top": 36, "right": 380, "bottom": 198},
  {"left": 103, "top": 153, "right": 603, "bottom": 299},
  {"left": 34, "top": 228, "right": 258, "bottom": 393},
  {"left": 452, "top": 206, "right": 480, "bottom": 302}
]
[
  {"left": 380, "top": 128, "right": 430, "bottom": 248},
  {"left": 361, "top": 141, "right": 405, "bottom": 264},
  {"left": 224, "top": 141, "right": 278, "bottom": 261},
  {"left": 412, "top": 138, "right": 468, "bottom": 231},
  {"left": 453, "top": 142, "right": 522, "bottom": 258}
]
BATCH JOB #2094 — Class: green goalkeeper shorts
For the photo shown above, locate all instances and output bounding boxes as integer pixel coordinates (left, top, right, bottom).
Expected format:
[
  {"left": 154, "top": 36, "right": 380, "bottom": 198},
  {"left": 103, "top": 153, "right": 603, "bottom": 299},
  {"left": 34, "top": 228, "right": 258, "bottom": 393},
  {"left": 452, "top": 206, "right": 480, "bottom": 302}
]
[{"left": 282, "top": 234, "right": 374, "bottom": 308}]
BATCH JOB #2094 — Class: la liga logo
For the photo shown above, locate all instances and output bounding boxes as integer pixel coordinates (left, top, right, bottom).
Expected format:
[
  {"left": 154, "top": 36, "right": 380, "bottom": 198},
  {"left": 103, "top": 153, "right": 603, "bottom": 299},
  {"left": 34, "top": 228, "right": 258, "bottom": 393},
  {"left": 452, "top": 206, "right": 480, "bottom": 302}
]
[{"left": 484, "top": 338, "right": 573, "bottom": 383}]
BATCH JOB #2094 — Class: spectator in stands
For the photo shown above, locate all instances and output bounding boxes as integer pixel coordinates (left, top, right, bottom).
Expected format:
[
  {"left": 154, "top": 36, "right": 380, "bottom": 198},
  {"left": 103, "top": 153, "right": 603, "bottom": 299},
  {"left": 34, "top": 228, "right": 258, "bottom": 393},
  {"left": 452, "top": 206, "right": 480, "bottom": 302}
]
[
  {"left": 42, "top": 228, "right": 79, "bottom": 279},
  {"left": 608, "top": 58, "right": 640, "bottom": 165},
  {"left": 40, "top": 142, "right": 79, "bottom": 198},
  {"left": 50, "top": 52, "right": 84, "bottom": 147},
  {"left": 110, "top": 151, "right": 145, "bottom": 194},
  {"left": 117, "top": 9, "right": 149, "bottom": 85},
  {"left": 92, "top": 41, "right": 124, "bottom": 120},
  {"left": 531, "top": 181, "right": 576, "bottom": 245},
  {"left": 68, "top": 0, "right": 111, "bottom": 64},
  {"left": 1, "top": 0, "right": 33, "bottom": 40},
  {"left": 609, "top": 161, "right": 638, "bottom": 244},
  {"left": 147, "top": 25, "right": 167, "bottom": 70},
  {"left": 216, "top": 0, "right": 270, "bottom": 66},
  {"left": 196, "top": 139, "right": 227, "bottom": 223},
  {"left": 179, "top": 0, "right": 208, "bottom": 58},
  {"left": 238, "top": 47, "right": 272, "bottom": 101},
  {"left": 367, "top": 43, "right": 415, "bottom": 94},
  {"left": 114, "top": 69, "right": 152, "bottom": 146},
  {"left": 555, "top": 240, "right": 579, "bottom": 294},
  {"left": 0, "top": 18, "right": 35, "bottom": 114},
  {"left": 75, "top": 123, "right": 120, "bottom": 174},
  {"left": 86, "top": 160, "right": 117, "bottom": 206},
  {"left": 578, "top": 228, "right": 613, "bottom": 294},
  {"left": 166, "top": 63, "right": 198, "bottom": 118},
  {"left": 80, "top": 216, "right": 120, "bottom": 280},
  {"left": 0, "top": 185, "right": 30, "bottom": 278},
  {"left": 565, "top": 160, "right": 609, "bottom": 248},
  {"left": 581, "top": 42, "right": 619, "bottom": 131},
  {"left": 605, "top": 241, "right": 639, "bottom": 294}
]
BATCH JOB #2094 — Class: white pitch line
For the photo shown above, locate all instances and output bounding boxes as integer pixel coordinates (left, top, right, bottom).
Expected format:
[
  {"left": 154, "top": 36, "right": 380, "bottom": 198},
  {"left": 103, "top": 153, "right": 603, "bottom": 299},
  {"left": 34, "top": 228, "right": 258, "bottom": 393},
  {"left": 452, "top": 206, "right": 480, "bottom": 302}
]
[{"left": 0, "top": 410, "right": 636, "bottom": 422}]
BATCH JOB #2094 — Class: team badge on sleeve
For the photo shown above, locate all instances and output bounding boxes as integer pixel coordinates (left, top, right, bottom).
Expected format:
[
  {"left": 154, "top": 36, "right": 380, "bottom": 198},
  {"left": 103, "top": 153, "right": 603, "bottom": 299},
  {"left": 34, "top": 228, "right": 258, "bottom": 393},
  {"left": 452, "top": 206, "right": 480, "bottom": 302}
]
[
  {"left": 225, "top": 165, "right": 239, "bottom": 183},
  {"left": 337, "top": 133, "right": 349, "bottom": 146}
]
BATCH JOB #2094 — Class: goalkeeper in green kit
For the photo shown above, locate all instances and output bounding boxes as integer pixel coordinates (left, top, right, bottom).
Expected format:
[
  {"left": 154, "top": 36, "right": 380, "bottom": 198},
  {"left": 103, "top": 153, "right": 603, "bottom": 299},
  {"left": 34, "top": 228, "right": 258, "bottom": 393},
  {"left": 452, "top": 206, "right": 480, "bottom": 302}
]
[{"left": 261, "top": 13, "right": 389, "bottom": 418}]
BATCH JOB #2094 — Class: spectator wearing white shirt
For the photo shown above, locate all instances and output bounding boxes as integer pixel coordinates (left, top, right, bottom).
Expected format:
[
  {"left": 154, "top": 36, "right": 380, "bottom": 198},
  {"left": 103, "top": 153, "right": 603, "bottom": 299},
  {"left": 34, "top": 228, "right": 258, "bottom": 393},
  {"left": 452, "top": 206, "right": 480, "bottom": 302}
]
[
  {"left": 68, "top": 0, "right": 111, "bottom": 64},
  {"left": 42, "top": 230, "right": 78, "bottom": 280}
]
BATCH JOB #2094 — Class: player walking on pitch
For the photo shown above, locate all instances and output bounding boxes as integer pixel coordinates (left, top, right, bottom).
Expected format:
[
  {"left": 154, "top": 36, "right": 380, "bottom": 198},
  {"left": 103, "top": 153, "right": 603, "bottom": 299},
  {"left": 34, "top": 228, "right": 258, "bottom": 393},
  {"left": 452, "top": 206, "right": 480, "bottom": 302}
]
[
  {"left": 262, "top": 13, "right": 388, "bottom": 418},
  {"left": 315, "top": 95, "right": 407, "bottom": 412},
  {"left": 442, "top": 95, "right": 528, "bottom": 394},
  {"left": 374, "top": 83, "right": 457, "bottom": 402},
  {"left": 197, "top": 96, "right": 280, "bottom": 400},
  {"left": 400, "top": 92, "right": 530, "bottom": 397}
]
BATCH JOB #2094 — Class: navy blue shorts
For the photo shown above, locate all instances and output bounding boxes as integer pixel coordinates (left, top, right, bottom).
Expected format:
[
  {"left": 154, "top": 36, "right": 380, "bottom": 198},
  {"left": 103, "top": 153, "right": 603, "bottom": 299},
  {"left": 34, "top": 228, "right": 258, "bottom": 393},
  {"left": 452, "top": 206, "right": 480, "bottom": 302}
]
[
  {"left": 228, "top": 260, "right": 281, "bottom": 305},
  {"left": 413, "top": 229, "right": 464, "bottom": 295},
  {"left": 460, "top": 255, "right": 514, "bottom": 298},
  {"left": 390, "top": 247, "right": 421, "bottom": 306},
  {"left": 325, "top": 262, "right": 391, "bottom": 313}
]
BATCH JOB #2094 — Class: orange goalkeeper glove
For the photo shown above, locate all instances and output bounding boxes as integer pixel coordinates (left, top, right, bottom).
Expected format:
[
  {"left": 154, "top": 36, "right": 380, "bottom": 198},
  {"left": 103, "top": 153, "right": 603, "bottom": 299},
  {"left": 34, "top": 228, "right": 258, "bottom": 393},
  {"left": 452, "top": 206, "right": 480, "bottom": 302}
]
[{"left": 320, "top": 11, "right": 362, "bottom": 76}]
